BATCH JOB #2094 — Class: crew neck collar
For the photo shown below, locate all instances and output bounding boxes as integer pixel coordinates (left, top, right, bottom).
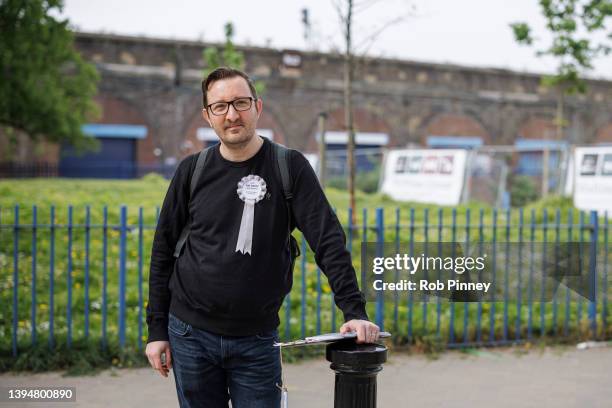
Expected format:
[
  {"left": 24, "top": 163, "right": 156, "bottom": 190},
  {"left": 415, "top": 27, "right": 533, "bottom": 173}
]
[{"left": 216, "top": 136, "right": 268, "bottom": 168}]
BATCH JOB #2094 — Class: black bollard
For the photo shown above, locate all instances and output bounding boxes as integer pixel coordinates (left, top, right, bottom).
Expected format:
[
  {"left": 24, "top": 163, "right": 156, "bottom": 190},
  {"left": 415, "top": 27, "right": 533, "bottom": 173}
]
[{"left": 326, "top": 340, "right": 387, "bottom": 408}]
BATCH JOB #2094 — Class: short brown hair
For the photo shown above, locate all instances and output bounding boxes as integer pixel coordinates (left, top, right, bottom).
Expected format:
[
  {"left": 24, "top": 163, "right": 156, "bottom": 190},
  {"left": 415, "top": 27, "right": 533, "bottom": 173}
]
[{"left": 201, "top": 67, "right": 258, "bottom": 107}]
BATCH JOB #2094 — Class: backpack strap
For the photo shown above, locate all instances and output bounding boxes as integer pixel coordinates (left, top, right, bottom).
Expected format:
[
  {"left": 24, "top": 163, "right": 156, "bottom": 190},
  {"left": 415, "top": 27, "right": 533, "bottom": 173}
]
[
  {"left": 272, "top": 141, "right": 301, "bottom": 258},
  {"left": 173, "top": 146, "right": 213, "bottom": 258},
  {"left": 273, "top": 142, "right": 293, "bottom": 201},
  {"left": 190, "top": 146, "right": 211, "bottom": 197}
]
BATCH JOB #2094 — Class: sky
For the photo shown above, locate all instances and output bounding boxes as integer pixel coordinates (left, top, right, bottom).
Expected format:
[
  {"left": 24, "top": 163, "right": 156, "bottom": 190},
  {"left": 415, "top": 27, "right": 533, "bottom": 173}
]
[{"left": 60, "top": 0, "right": 611, "bottom": 80}]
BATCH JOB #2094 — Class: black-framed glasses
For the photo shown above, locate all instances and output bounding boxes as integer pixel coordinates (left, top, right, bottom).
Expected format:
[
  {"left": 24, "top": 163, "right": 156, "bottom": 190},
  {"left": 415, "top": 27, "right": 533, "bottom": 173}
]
[{"left": 206, "top": 97, "right": 256, "bottom": 116}]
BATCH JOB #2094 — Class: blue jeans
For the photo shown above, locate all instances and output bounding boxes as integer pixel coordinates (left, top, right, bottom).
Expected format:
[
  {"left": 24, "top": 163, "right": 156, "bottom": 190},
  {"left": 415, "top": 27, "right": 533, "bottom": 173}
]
[{"left": 167, "top": 312, "right": 282, "bottom": 408}]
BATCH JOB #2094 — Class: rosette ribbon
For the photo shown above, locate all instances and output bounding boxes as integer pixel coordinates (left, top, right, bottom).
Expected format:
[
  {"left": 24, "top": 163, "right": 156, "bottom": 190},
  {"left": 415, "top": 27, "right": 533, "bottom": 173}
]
[{"left": 235, "top": 174, "right": 266, "bottom": 254}]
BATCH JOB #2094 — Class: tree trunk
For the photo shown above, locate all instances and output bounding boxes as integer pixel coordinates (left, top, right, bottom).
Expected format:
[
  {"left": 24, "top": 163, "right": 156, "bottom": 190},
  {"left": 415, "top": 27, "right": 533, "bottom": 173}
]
[
  {"left": 344, "top": 0, "right": 356, "bottom": 222},
  {"left": 543, "top": 89, "right": 565, "bottom": 197}
]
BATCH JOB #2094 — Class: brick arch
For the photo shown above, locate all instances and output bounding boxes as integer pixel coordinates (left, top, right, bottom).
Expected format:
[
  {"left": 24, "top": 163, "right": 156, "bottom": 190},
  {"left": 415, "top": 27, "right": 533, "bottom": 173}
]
[
  {"left": 305, "top": 107, "right": 393, "bottom": 151},
  {"left": 596, "top": 123, "right": 612, "bottom": 144},
  {"left": 96, "top": 94, "right": 145, "bottom": 124},
  {"left": 517, "top": 116, "right": 559, "bottom": 140},
  {"left": 421, "top": 113, "right": 490, "bottom": 144},
  {"left": 181, "top": 104, "right": 288, "bottom": 158},
  {"left": 256, "top": 104, "right": 288, "bottom": 145},
  {"left": 94, "top": 95, "right": 156, "bottom": 165},
  {"left": 326, "top": 107, "right": 393, "bottom": 133}
]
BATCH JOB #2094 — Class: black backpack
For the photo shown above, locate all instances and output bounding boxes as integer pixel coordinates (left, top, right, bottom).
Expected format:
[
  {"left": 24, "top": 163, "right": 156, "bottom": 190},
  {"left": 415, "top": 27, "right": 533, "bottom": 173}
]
[{"left": 172, "top": 141, "right": 301, "bottom": 268}]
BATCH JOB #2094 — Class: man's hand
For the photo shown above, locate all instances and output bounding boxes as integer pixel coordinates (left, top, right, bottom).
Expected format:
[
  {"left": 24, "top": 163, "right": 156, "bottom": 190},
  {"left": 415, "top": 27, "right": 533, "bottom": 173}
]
[
  {"left": 146, "top": 340, "right": 172, "bottom": 378},
  {"left": 340, "top": 319, "right": 380, "bottom": 344}
]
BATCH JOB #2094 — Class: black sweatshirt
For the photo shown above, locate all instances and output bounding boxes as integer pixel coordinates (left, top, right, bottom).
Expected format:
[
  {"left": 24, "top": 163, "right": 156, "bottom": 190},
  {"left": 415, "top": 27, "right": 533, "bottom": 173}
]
[{"left": 146, "top": 136, "right": 368, "bottom": 343}]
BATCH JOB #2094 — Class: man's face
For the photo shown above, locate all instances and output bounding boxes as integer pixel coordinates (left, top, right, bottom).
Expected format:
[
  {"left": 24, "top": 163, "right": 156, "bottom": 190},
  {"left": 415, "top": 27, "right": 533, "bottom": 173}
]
[{"left": 202, "top": 76, "right": 262, "bottom": 147}]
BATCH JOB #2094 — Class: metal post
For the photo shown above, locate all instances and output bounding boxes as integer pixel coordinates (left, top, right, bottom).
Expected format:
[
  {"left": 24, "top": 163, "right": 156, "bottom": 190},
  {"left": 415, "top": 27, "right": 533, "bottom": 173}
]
[
  {"left": 119, "top": 206, "right": 127, "bottom": 348},
  {"left": 542, "top": 146, "right": 550, "bottom": 197},
  {"left": 588, "top": 210, "right": 598, "bottom": 339},
  {"left": 326, "top": 340, "right": 387, "bottom": 408},
  {"left": 67, "top": 206, "right": 73, "bottom": 348},
  {"left": 375, "top": 208, "right": 384, "bottom": 330},
  {"left": 318, "top": 112, "right": 328, "bottom": 188},
  {"left": 12, "top": 205, "right": 19, "bottom": 357}
]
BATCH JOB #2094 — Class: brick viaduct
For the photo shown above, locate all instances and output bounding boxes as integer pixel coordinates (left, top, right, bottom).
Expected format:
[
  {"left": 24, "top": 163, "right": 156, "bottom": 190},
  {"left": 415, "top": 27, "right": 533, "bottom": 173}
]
[{"left": 8, "top": 32, "right": 612, "bottom": 166}]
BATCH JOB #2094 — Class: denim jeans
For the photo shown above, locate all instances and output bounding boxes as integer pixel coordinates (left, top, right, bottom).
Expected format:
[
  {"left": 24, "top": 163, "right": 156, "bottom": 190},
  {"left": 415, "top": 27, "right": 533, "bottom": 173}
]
[{"left": 167, "top": 312, "right": 282, "bottom": 408}]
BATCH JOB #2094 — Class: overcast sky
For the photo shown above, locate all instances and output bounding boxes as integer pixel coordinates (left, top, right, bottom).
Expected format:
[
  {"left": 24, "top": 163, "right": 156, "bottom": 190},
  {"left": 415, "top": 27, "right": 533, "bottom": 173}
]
[{"left": 61, "top": 0, "right": 611, "bottom": 80}]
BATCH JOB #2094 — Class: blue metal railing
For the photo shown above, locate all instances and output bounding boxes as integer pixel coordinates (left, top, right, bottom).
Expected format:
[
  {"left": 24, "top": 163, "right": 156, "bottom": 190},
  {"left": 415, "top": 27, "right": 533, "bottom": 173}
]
[{"left": 0, "top": 205, "right": 609, "bottom": 357}]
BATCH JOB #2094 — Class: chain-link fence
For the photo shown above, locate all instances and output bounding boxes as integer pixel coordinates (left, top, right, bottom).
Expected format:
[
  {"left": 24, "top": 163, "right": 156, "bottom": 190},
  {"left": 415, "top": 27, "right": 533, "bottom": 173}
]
[
  {"left": 312, "top": 148, "right": 385, "bottom": 194},
  {"left": 463, "top": 145, "right": 570, "bottom": 207},
  {"left": 310, "top": 144, "right": 571, "bottom": 206}
]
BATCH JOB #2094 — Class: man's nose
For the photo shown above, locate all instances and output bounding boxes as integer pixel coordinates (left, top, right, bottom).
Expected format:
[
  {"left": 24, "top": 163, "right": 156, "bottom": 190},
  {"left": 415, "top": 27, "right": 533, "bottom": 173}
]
[{"left": 226, "top": 104, "right": 240, "bottom": 121}]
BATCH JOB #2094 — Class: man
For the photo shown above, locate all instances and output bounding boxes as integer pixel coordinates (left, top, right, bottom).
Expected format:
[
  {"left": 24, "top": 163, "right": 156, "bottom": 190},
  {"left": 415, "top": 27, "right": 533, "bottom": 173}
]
[{"left": 145, "top": 67, "right": 380, "bottom": 407}]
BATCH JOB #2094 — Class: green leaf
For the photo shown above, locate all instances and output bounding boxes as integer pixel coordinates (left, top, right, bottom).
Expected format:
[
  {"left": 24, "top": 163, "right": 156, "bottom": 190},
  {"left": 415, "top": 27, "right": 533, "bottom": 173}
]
[
  {"left": 0, "top": 0, "right": 100, "bottom": 147},
  {"left": 201, "top": 21, "right": 266, "bottom": 99},
  {"left": 510, "top": 22, "right": 533, "bottom": 44},
  {"left": 509, "top": 0, "right": 611, "bottom": 97}
]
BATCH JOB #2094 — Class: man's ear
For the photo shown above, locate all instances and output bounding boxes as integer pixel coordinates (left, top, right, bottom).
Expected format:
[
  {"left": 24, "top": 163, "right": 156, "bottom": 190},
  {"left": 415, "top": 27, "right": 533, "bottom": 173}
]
[
  {"left": 202, "top": 108, "right": 212, "bottom": 127},
  {"left": 255, "top": 98, "right": 263, "bottom": 120}
]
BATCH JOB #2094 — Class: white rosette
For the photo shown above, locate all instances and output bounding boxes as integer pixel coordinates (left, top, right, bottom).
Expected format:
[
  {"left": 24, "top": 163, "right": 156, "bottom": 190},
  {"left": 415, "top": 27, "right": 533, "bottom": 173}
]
[{"left": 235, "top": 174, "right": 267, "bottom": 254}]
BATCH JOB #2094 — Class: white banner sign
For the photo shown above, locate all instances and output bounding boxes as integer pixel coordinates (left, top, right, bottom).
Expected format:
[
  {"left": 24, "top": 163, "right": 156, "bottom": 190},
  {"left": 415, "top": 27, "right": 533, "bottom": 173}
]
[
  {"left": 380, "top": 149, "right": 467, "bottom": 205},
  {"left": 573, "top": 146, "right": 612, "bottom": 214}
]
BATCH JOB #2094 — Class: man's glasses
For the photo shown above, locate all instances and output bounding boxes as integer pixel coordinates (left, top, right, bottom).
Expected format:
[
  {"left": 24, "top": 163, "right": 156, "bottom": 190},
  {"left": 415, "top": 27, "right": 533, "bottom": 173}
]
[{"left": 206, "top": 97, "right": 256, "bottom": 116}]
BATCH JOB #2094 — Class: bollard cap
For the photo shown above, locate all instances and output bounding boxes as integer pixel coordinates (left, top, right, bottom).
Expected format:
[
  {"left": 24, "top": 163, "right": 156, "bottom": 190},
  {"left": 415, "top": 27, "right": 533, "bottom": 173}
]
[{"left": 326, "top": 339, "right": 387, "bottom": 367}]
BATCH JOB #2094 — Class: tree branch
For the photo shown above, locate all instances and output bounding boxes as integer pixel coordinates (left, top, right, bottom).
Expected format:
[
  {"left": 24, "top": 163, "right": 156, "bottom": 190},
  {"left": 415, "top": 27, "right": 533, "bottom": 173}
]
[
  {"left": 353, "top": 13, "right": 411, "bottom": 56},
  {"left": 352, "top": 0, "right": 385, "bottom": 15},
  {"left": 331, "top": 0, "right": 348, "bottom": 27}
]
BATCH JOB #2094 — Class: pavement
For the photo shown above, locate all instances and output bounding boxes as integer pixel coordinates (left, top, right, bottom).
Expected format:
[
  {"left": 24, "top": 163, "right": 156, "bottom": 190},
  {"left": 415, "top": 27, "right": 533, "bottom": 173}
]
[{"left": 1, "top": 345, "right": 611, "bottom": 407}]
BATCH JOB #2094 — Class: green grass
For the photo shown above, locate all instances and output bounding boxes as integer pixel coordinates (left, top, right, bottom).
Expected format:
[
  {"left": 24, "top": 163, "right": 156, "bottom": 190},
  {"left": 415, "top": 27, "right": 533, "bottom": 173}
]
[{"left": 0, "top": 176, "right": 610, "bottom": 373}]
